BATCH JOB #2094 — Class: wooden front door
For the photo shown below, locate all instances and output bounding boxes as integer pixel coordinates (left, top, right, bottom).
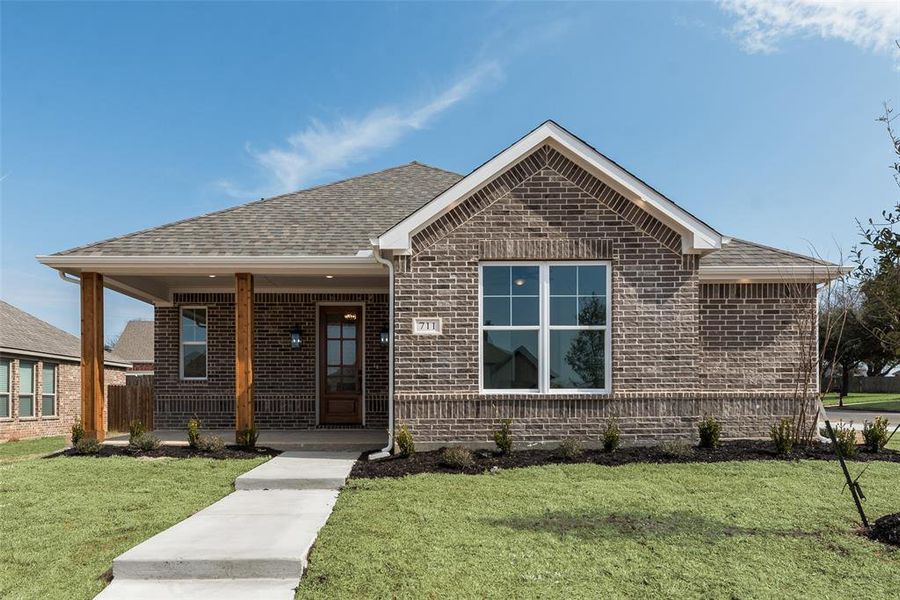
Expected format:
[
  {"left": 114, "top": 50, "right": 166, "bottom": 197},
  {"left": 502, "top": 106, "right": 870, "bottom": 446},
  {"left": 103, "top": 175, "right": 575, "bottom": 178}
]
[{"left": 319, "top": 305, "right": 363, "bottom": 424}]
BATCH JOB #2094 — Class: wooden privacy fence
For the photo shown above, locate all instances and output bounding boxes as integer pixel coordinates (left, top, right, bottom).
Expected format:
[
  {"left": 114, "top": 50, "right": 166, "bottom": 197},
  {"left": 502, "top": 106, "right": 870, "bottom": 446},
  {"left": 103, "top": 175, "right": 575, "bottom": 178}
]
[{"left": 107, "top": 379, "right": 154, "bottom": 432}]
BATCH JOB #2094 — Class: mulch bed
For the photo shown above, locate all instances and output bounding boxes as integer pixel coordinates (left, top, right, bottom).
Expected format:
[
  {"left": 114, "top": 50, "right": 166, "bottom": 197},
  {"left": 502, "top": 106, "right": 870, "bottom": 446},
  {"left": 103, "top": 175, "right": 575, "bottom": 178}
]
[
  {"left": 352, "top": 439, "right": 900, "bottom": 479},
  {"left": 868, "top": 512, "right": 900, "bottom": 547},
  {"left": 53, "top": 445, "right": 281, "bottom": 460}
]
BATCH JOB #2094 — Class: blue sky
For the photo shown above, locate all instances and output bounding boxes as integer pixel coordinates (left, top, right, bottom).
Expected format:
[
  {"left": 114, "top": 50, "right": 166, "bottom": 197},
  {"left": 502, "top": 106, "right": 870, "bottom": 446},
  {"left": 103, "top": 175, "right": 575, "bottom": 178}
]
[{"left": 2, "top": 1, "right": 898, "bottom": 337}]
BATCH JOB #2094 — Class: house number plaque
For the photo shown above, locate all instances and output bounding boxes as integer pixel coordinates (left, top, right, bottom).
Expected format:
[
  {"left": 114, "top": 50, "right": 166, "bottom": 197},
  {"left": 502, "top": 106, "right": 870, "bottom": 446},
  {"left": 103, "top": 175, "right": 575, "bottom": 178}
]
[{"left": 412, "top": 317, "right": 442, "bottom": 335}]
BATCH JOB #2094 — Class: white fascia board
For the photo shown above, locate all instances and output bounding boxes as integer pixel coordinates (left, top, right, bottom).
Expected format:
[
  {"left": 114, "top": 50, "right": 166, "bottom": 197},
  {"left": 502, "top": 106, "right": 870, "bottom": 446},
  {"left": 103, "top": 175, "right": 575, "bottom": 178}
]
[
  {"left": 378, "top": 121, "right": 722, "bottom": 253},
  {"left": 36, "top": 255, "right": 381, "bottom": 275},
  {"left": 698, "top": 264, "right": 853, "bottom": 283}
]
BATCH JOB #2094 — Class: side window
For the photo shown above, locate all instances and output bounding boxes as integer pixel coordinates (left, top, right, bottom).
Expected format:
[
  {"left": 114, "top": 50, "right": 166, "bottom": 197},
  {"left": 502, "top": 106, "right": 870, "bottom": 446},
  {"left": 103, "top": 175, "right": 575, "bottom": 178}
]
[
  {"left": 181, "top": 307, "right": 208, "bottom": 379},
  {"left": 19, "top": 360, "right": 35, "bottom": 417},
  {"left": 42, "top": 363, "right": 57, "bottom": 417}
]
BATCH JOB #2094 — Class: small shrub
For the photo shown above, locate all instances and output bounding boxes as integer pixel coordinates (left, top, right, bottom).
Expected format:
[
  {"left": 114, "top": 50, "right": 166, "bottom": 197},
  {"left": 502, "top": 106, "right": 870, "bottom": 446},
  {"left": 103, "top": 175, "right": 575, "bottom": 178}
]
[
  {"left": 770, "top": 417, "right": 795, "bottom": 455},
  {"left": 831, "top": 422, "right": 858, "bottom": 458},
  {"left": 862, "top": 416, "right": 890, "bottom": 453},
  {"left": 440, "top": 446, "right": 474, "bottom": 469},
  {"left": 197, "top": 434, "right": 225, "bottom": 453},
  {"left": 395, "top": 423, "right": 415, "bottom": 457},
  {"left": 557, "top": 437, "right": 584, "bottom": 459},
  {"left": 74, "top": 437, "right": 101, "bottom": 455},
  {"left": 659, "top": 439, "right": 693, "bottom": 458},
  {"left": 236, "top": 426, "right": 258, "bottom": 448},
  {"left": 131, "top": 433, "right": 161, "bottom": 452},
  {"left": 128, "top": 419, "right": 145, "bottom": 446},
  {"left": 187, "top": 417, "right": 201, "bottom": 449},
  {"left": 71, "top": 421, "right": 85, "bottom": 446},
  {"left": 697, "top": 416, "right": 721, "bottom": 449},
  {"left": 494, "top": 418, "right": 513, "bottom": 454},
  {"left": 602, "top": 418, "right": 620, "bottom": 453}
]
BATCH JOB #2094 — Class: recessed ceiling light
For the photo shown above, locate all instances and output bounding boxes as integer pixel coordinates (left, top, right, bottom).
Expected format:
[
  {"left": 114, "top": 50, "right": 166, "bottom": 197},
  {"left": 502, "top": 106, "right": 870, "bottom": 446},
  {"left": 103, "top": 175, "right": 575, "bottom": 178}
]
[
  {"left": 208, "top": 275, "right": 216, "bottom": 278},
  {"left": 325, "top": 275, "right": 334, "bottom": 279},
  {"left": 513, "top": 278, "right": 526, "bottom": 286}
]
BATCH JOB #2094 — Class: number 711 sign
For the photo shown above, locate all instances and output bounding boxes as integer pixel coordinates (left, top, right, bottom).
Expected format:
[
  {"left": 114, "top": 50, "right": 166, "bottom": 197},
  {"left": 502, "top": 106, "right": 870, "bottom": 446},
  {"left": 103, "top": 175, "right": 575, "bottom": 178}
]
[{"left": 412, "top": 317, "right": 442, "bottom": 335}]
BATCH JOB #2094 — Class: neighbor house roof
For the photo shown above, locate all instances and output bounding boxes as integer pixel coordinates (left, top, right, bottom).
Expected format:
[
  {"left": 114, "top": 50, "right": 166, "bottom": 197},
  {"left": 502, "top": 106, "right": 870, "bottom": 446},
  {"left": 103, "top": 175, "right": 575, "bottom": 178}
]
[
  {"left": 0, "top": 301, "right": 130, "bottom": 366},
  {"left": 112, "top": 320, "right": 154, "bottom": 363},
  {"left": 52, "top": 163, "right": 462, "bottom": 257}
]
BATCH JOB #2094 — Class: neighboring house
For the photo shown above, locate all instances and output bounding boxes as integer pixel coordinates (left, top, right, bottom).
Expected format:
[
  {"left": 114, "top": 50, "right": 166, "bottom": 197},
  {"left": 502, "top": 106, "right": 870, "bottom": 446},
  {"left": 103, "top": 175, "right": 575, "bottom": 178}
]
[
  {"left": 112, "top": 319, "right": 154, "bottom": 375},
  {"left": 0, "top": 301, "right": 129, "bottom": 441},
  {"left": 38, "top": 121, "right": 848, "bottom": 448}
]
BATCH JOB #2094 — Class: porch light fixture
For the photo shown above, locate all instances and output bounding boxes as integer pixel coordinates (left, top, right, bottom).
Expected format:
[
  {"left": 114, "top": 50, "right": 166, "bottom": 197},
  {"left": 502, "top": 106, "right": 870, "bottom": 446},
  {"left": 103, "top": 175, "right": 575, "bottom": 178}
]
[
  {"left": 380, "top": 325, "right": 390, "bottom": 347},
  {"left": 290, "top": 325, "right": 302, "bottom": 349}
]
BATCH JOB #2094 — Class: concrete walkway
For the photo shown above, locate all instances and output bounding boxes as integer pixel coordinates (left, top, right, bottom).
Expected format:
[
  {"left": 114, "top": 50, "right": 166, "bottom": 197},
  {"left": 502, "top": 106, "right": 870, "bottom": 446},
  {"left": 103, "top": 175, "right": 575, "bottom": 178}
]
[{"left": 95, "top": 451, "right": 358, "bottom": 600}]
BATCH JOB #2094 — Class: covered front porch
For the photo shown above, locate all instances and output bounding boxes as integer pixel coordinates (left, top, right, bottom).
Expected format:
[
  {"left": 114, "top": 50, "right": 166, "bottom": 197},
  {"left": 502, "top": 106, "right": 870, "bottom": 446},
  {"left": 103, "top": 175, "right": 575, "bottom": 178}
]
[{"left": 38, "top": 255, "right": 394, "bottom": 444}]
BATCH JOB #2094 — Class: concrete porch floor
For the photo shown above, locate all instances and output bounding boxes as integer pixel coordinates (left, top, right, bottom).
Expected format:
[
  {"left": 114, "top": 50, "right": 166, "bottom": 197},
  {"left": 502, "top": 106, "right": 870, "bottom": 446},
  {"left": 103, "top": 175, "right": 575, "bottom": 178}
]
[{"left": 105, "top": 428, "right": 387, "bottom": 452}]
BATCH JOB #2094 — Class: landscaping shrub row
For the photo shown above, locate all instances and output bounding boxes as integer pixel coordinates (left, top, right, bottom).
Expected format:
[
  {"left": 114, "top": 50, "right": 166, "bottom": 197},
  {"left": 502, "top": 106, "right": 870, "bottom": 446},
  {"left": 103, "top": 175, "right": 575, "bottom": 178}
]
[{"left": 353, "top": 439, "right": 900, "bottom": 479}]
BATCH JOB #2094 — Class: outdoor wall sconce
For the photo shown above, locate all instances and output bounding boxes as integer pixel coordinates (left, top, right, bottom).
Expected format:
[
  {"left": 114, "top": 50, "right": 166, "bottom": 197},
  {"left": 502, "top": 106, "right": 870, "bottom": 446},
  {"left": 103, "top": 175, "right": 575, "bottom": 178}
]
[
  {"left": 380, "top": 325, "right": 390, "bottom": 347},
  {"left": 290, "top": 325, "right": 302, "bottom": 350}
]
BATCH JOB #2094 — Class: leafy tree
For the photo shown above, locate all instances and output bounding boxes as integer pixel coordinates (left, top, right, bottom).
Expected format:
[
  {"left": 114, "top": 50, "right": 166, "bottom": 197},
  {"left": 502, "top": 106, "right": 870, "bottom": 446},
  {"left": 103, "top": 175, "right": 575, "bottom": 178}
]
[{"left": 854, "top": 103, "right": 900, "bottom": 360}]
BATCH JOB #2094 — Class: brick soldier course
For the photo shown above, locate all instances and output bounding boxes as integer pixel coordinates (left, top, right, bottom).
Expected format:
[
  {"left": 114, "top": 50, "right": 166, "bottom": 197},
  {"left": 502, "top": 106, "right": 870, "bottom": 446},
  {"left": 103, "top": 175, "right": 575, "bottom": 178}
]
[{"left": 38, "top": 121, "right": 844, "bottom": 448}]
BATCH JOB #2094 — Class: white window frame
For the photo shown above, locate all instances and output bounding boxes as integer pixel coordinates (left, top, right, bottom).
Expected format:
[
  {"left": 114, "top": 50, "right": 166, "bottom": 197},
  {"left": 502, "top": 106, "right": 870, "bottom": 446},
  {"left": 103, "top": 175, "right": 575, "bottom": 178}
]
[
  {"left": 179, "top": 306, "right": 209, "bottom": 381},
  {"left": 41, "top": 362, "right": 57, "bottom": 418},
  {"left": 0, "top": 358, "right": 10, "bottom": 419},
  {"left": 479, "top": 261, "right": 612, "bottom": 394},
  {"left": 18, "top": 359, "right": 36, "bottom": 418}
]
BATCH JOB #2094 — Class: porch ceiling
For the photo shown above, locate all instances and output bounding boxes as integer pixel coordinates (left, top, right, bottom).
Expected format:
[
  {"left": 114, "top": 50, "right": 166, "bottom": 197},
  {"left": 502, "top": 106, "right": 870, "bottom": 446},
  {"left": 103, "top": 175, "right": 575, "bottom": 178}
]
[{"left": 71, "top": 271, "right": 387, "bottom": 305}]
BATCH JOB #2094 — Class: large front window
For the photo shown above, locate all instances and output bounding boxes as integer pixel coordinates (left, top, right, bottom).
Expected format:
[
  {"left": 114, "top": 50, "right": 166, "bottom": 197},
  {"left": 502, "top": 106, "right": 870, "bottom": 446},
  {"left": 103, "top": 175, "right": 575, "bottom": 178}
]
[
  {"left": 480, "top": 262, "right": 610, "bottom": 393},
  {"left": 180, "top": 307, "right": 208, "bottom": 380}
]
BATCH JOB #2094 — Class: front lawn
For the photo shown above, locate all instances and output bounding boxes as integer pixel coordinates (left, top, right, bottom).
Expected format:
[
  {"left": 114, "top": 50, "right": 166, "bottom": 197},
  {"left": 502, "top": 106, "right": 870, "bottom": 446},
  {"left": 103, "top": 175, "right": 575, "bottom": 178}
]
[
  {"left": 0, "top": 448, "right": 267, "bottom": 599},
  {"left": 823, "top": 392, "right": 900, "bottom": 412},
  {"left": 299, "top": 460, "right": 900, "bottom": 599},
  {"left": 0, "top": 436, "right": 67, "bottom": 462}
]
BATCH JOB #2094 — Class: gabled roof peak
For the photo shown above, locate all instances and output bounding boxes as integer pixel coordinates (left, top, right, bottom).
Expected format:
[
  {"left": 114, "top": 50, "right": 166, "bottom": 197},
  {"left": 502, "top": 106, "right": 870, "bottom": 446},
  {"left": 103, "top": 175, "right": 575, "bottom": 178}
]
[{"left": 378, "top": 120, "right": 723, "bottom": 254}]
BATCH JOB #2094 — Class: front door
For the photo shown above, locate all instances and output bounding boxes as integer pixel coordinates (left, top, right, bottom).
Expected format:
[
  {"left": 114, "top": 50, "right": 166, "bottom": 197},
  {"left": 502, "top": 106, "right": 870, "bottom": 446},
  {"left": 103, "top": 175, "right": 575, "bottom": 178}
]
[{"left": 319, "top": 305, "right": 363, "bottom": 424}]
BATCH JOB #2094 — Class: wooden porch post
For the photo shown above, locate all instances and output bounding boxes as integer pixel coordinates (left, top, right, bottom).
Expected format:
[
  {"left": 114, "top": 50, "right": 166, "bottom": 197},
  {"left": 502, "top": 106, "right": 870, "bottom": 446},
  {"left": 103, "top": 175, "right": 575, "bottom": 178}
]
[
  {"left": 234, "top": 273, "right": 255, "bottom": 440},
  {"left": 80, "top": 272, "right": 105, "bottom": 441}
]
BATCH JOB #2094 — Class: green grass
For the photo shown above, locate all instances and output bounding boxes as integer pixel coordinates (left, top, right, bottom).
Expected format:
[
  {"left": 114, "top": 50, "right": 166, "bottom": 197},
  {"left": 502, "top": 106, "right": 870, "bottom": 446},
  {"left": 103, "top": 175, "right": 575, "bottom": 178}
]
[
  {"left": 0, "top": 450, "right": 267, "bottom": 600},
  {"left": 299, "top": 460, "right": 900, "bottom": 599},
  {"left": 823, "top": 392, "right": 900, "bottom": 412},
  {"left": 0, "top": 436, "right": 67, "bottom": 462}
]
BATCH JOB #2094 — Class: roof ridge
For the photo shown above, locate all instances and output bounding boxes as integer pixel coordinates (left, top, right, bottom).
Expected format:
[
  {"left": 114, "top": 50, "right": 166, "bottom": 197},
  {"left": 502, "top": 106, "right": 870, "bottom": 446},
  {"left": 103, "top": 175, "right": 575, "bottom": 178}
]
[
  {"left": 53, "top": 162, "right": 456, "bottom": 256},
  {"left": 729, "top": 237, "right": 832, "bottom": 266}
]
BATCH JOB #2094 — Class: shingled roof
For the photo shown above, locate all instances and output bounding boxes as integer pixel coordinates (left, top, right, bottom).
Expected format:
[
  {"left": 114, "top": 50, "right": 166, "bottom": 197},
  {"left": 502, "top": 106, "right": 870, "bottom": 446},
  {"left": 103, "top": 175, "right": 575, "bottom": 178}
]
[
  {"left": 700, "top": 238, "right": 833, "bottom": 268},
  {"left": 54, "top": 163, "right": 462, "bottom": 257},
  {"left": 48, "top": 157, "right": 838, "bottom": 273},
  {"left": 0, "top": 301, "right": 130, "bottom": 366},
  {"left": 112, "top": 320, "right": 154, "bottom": 362}
]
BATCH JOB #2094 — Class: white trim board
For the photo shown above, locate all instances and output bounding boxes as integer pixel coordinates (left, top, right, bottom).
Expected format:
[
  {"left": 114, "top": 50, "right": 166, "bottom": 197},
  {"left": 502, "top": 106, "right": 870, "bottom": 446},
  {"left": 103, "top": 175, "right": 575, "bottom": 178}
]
[{"left": 378, "top": 120, "right": 723, "bottom": 254}]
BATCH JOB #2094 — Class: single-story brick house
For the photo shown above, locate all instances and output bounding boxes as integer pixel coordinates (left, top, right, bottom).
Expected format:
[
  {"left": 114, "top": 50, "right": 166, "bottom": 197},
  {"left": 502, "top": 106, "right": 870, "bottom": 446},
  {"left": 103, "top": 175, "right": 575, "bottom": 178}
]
[
  {"left": 0, "top": 301, "right": 129, "bottom": 442},
  {"left": 38, "top": 121, "right": 847, "bottom": 450}
]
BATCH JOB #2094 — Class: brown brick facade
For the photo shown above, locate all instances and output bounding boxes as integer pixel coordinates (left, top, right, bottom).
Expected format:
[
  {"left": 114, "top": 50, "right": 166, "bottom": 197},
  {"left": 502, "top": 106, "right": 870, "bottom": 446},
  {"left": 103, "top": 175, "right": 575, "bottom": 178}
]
[
  {"left": 154, "top": 292, "right": 388, "bottom": 429},
  {"left": 0, "top": 354, "right": 126, "bottom": 442},
  {"left": 391, "top": 145, "right": 817, "bottom": 446}
]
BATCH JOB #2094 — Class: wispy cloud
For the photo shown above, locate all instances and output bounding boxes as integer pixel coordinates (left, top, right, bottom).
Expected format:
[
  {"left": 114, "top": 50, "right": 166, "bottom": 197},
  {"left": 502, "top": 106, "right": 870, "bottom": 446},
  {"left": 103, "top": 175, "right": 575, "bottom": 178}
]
[
  {"left": 718, "top": 0, "right": 900, "bottom": 58},
  {"left": 218, "top": 61, "right": 502, "bottom": 198}
]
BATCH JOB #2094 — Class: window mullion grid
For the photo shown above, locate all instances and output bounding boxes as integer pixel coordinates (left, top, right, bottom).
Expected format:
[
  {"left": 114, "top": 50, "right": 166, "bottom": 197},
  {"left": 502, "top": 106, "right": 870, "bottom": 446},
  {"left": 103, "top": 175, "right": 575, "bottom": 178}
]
[{"left": 540, "top": 264, "right": 549, "bottom": 393}]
